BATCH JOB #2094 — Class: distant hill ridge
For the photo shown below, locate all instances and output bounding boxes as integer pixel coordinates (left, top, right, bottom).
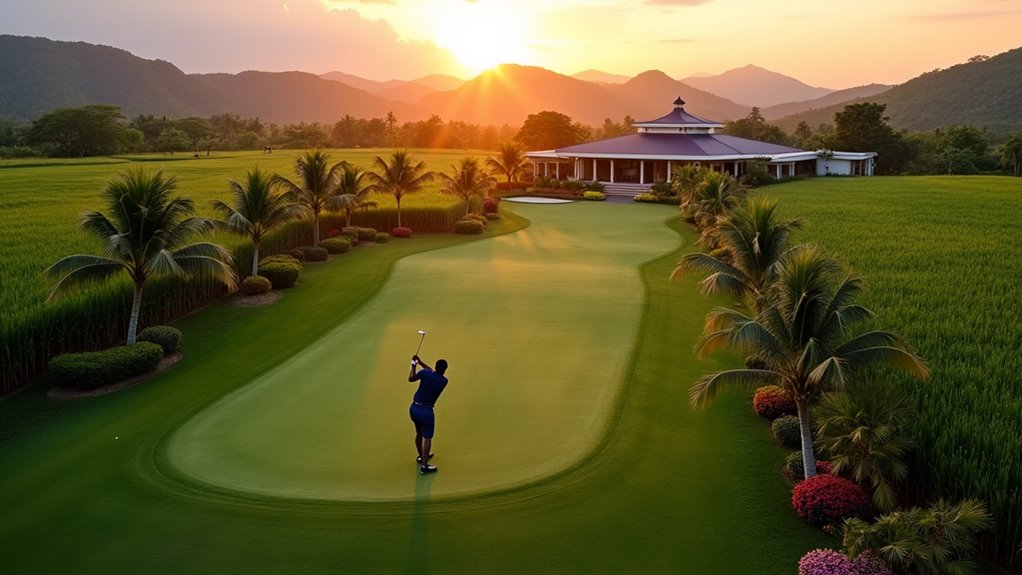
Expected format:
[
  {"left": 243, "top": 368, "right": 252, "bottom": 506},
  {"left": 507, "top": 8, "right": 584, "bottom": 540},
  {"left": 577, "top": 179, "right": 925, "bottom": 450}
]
[
  {"left": 682, "top": 65, "right": 835, "bottom": 108},
  {"left": 774, "top": 47, "right": 1022, "bottom": 134},
  {"left": 3, "top": 35, "right": 1019, "bottom": 134}
]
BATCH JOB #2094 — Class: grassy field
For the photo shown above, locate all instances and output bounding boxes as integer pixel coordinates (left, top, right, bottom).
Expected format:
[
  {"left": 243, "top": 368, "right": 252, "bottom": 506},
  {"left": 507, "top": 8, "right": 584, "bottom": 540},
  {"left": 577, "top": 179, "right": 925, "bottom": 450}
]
[
  {"left": 0, "top": 149, "right": 488, "bottom": 391},
  {"left": 0, "top": 202, "right": 831, "bottom": 573},
  {"left": 769, "top": 176, "right": 1022, "bottom": 569},
  {"left": 0, "top": 148, "right": 482, "bottom": 324}
]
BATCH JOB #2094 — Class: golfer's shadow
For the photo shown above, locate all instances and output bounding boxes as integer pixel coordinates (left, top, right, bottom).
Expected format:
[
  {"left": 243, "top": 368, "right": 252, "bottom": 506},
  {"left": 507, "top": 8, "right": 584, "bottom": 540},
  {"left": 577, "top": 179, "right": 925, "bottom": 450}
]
[{"left": 406, "top": 471, "right": 435, "bottom": 572}]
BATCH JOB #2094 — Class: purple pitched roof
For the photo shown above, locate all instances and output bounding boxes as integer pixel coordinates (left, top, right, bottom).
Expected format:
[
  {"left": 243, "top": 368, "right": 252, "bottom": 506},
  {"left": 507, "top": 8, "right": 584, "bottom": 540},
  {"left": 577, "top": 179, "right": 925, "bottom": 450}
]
[
  {"left": 634, "top": 107, "right": 721, "bottom": 126},
  {"left": 555, "top": 133, "right": 804, "bottom": 158}
]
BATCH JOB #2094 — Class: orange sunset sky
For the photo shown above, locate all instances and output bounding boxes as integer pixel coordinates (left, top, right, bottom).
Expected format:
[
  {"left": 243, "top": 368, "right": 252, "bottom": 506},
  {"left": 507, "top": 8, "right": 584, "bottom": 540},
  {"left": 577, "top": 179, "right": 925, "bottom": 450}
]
[{"left": 2, "top": 0, "right": 1021, "bottom": 88}]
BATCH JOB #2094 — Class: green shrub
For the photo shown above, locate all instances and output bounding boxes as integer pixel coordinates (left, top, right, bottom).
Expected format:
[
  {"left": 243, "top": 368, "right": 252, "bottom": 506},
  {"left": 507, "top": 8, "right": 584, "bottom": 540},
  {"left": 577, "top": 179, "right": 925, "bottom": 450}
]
[
  {"left": 48, "top": 342, "right": 164, "bottom": 389},
  {"left": 634, "top": 193, "right": 658, "bottom": 203},
  {"left": 340, "top": 229, "right": 359, "bottom": 243},
  {"left": 288, "top": 248, "right": 306, "bottom": 262},
  {"left": 258, "top": 262, "right": 301, "bottom": 289},
  {"left": 296, "top": 246, "right": 328, "bottom": 262},
  {"left": 485, "top": 212, "right": 500, "bottom": 221},
  {"left": 319, "top": 237, "right": 351, "bottom": 254},
  {"left": 772, "top": 415, "right": 802, "bottom": 449},
  {"left": 786, "top": 451, "right": 833, "bottom": 481},
  {"left": 240, "top": 275, "right": 272, "bottom": 295},
  {"left": 137, "top": 326, "right": 182, "bottom": 354},
  {"left": 582, "top": 191, "right": 606, "bottom": 201},
  {"left": 585, "top": 181, "right": 605, "bottom": 192},
  {"left": 355, "top": 227, "right": 378, "bottom": 241},
  {"left": 467, "top": 213, "right": 488, "bottom": 225},
  {"left": 374, "top": 232, "right": 390, "bottom": 243},
  {"left": 454, "top": 219, "right": 485, "bottom": 235},
  {"left": 260, "top": 254, "right": 302, "bottom": 267}
]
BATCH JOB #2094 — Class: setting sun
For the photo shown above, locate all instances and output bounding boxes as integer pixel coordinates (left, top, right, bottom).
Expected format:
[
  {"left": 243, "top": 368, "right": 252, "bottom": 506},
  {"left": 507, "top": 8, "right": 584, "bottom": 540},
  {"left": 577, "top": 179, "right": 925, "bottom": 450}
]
[{"left": 433, "top": 1, "right": 530, "bottom": 74}]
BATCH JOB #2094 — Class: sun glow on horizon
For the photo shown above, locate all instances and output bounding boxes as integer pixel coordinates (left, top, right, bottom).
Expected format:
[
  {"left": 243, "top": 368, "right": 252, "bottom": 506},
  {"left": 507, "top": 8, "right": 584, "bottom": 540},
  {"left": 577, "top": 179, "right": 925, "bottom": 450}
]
[{"left": 433, "top": 1, "right": 531, "bottom": 74}]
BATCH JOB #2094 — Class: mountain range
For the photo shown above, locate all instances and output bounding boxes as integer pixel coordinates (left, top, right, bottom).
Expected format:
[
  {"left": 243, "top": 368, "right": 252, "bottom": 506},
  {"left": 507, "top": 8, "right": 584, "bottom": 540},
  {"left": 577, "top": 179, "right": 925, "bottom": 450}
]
[{"left": 2, "top": 35, "right": 1020, "bottom": 134}]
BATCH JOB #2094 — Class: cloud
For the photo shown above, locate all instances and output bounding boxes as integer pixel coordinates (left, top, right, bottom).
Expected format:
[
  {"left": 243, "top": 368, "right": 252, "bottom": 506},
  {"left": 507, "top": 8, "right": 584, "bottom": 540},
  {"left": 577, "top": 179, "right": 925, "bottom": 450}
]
[
  {"left": 644, "top": 0, "right": 713, "bottom": 5},
  {"left": 0, "top": 0, "right": 458, "bottom": 79},
  {"left": 906, "top": 9, "right": 1021, "bottom": 22}
]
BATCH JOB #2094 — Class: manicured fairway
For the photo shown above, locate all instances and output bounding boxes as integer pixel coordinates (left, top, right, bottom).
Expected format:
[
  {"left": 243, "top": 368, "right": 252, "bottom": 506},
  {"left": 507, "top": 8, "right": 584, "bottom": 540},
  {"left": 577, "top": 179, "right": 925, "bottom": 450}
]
[
  {"left": 167, "top": 202, "right": 679, "bottom": 500},
  {"left": 0, "top": 202, "right": 830, "bottom": 573}
]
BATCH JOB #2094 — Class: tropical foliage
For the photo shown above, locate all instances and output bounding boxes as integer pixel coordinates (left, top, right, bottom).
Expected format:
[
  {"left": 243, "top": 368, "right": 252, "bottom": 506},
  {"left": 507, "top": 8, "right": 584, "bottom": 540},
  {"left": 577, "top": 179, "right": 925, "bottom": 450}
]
[
  {"left": 815, "top": 382, "right": 915, "bottom": 512},
  {"left": 212, "top": 167, "right": 302, "bottom": 275},
  {"left": 842, "top": 499, "right": 993, "bottom": 575},
  {"left": 44, "top": 168, "right": 236, "bottom": 344},
  {"left": 273, "top": 150, "right": 346, "bottom": 246},
  {"left": 486, "top": 143, "right": 529, "bottom": 192},
  {"left": 334, "top": 163, "right": 377, "bottom": 228},
  {"left": 438, "top": 157, "right": 496, "bottom": 216},
  {"left": 689, "top": 244, "right": 929, "bottom": 478},
  {"left": 366, "top": 150, "right": 435, "bottom": 229}
]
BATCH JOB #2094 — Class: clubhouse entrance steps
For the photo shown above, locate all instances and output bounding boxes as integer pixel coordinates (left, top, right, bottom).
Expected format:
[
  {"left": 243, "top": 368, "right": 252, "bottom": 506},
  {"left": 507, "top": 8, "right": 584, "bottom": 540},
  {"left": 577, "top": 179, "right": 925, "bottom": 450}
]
[{"left": 601, "top": 182, "right": 652, "bottom": 197}]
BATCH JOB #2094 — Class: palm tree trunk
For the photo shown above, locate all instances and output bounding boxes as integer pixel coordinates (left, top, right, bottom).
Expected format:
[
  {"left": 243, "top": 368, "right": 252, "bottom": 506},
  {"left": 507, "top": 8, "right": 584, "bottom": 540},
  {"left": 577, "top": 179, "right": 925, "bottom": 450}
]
[
  {"left": 313, "top": 213, "right": 321, "bottom": 246},
  {"left": 396, "top": 197, "right": 402, "bottom": 228},
  {"left": 251, "top": 241, "right": 260, "bottom": 276},
  {"left": 796, "top": 399, "right": 818, "bottom": 478},
  {"left": 126, "top": 282, "right": 144, "bottom": 344},
  {"left": 465, "top": 200, "right": 470, "bottom": 216}
]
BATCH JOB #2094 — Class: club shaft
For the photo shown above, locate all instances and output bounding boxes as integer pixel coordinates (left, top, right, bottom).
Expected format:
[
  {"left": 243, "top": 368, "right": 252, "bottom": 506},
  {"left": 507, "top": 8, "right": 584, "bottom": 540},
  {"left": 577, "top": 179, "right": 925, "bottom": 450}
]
[{"left": 415, "top": 333, "right": 425, "bottom": 355}]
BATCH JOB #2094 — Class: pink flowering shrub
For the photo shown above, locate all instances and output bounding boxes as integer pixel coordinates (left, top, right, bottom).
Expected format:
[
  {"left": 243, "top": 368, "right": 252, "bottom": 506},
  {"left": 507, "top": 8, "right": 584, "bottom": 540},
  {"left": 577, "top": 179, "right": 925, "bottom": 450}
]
[
  {"left": 752, "top": 385, "right": 797, "bottom": 419},
  {"left": 799, "top": 549, "right": 853, "bottom": 575},
  {"left": 392, "top": 226, "right": 412, "bottom": 238},
  {"left": 798, "top": 549, "right": 894, "bottom": 575},
  {"left": 792, "top": 474, "right": 871, "bottom": 526}
]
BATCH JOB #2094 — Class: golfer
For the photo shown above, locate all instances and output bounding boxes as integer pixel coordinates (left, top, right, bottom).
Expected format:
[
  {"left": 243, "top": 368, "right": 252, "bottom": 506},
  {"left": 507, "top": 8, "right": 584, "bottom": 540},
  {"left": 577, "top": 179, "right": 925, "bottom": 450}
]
[{"left": 409, "top": 354, "right": 448, "bottom": 475}]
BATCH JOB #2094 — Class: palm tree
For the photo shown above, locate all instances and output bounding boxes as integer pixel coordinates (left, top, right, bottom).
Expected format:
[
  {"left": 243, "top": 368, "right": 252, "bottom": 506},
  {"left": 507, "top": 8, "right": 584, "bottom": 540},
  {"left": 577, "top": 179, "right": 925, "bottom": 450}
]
[
  {"left": 673, "top": 197, "right": 803, "bottom": 310},
  {"left": 211, "top": 167, "right": 302, "bottom": 276},
  {"left": 334, "top": 163, "right": 377, "bottom": 228},
  {"left": 689, "top": 244, "right": 929, "bottom": 479},
  {"left": 365, "top": 150, "right": 434, "bottom": 229},
  {"left": 691, "top": 172, "right": 745, "bottom": 246},
  {"left": 999, "top": 133, "right": 1022, "bottom": 177},
  {"left": 486, "top": 143, "right": 528, "bottom": 195},
  {"left": 272, "top": 150, "right": 345, "bottom": 246},
  {"left": 672, "top": 163, "right": 706, "bottom": 214},
  {"left": 815, "top": 382, "right": 915, "bottom": 512},
  {"left": 842, "top": 499, "right": 992, "bottom": 575},
  {"left": 45, "top": 168, "right": 236, "bottom": 344},
  {"left": 439, "top": 157, "right": 496, "bottom": 216}
]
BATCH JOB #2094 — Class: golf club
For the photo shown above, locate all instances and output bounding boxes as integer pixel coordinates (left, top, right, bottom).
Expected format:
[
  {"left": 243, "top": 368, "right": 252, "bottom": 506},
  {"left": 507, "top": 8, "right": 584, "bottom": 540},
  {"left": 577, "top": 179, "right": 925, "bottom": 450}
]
[{"left": 415, "top": 329, "right": 427, "bottom": 356}]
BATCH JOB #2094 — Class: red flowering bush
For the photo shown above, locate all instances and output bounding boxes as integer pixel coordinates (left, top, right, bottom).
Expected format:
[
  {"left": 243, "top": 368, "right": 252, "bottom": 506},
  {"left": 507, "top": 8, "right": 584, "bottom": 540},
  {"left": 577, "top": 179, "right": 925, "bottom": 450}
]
[
  {"left": 392, "top": 227, "right": 412, "bottom": 238},
  {"left": 327, "top": 228, "right": 342, "bottom": 238},
  {"left": 753, "top": 385, "right": 797, "bottom": 419},
  {"left": 792, "top": 474, "right": 871, "bottom": 526},
  {"left": 483, "top": 197, "right": 499, "bottom": 214}
]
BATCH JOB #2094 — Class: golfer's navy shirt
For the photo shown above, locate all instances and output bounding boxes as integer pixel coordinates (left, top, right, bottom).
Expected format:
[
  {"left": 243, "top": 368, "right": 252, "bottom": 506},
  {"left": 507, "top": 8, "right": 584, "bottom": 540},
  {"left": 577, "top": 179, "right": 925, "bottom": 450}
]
[{"left": 411, "top": 368, "right": 448, "bottom": 407}]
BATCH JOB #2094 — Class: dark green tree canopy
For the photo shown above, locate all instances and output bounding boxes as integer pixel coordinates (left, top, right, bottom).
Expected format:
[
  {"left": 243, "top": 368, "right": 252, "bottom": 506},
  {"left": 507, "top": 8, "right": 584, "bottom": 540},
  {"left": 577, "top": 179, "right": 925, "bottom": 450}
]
[
  {"left": 515, "top": 111, "right": 587, "bottom": 150},
  {"left": 832, "top": 103, "right": 909, "bottom": 174},
  {"left": 725, "top": 108, "right": 789, "bottom": 145},
  {"left": 27, "top": 104, "right": 127, "bottom": 157}
]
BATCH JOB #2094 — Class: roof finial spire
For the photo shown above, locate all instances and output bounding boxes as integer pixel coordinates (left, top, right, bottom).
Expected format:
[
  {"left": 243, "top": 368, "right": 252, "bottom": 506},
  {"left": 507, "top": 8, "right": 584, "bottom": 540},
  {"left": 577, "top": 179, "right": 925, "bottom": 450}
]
[{"left": 673, "top": 96, "right": 686, "bottom": 108}]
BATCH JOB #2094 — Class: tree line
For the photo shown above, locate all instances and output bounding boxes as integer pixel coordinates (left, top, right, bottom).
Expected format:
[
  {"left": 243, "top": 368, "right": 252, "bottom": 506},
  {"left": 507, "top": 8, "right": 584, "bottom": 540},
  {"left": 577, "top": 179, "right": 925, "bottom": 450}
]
[{"left": 3, "top": 102, "right": 1020, "bottom": 177}]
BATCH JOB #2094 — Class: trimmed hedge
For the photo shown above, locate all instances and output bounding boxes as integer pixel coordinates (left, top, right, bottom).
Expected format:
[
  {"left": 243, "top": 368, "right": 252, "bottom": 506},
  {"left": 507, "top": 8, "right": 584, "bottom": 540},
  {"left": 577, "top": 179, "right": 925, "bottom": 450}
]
[
  {"left": 454, "top": 219, "right": 485, "bottom": 235},
  {"left": 634, "top": 193, "right": 658, "bottom": 203},
  {"left": 374, "top": 232, "right": 390, "bottom": 243},
  {"left": 296, "top": 246, "right": 328, "bottom": 262},
  {"left": 792, "top": 474, "right": 872, "bottom": 526},
  {"left": 392, "top": 227, "right": 412, "bottom": 238},
  {"left": 288, "top": 248, "right": 306, "bottom": 262},
  {"left": 355, "top": 227, "right": 378, "bottom": 241},
  {"left": 258, "top": 259, "right": 302, "bottom": 289},
  {"left": 583, "top": 191, "right": 606, "bottom": 201},
  {"left": 48, "top": 342, "right": 164, "bottom": 389},
  {"left": 786, "top": 451, "right": 833, "bottom": 481},
  {"left": 319, "top": 238, "right": 351, "bottom": 254},
  {"left": 467, "top": 213, "right": 488, "bottom": 225},
  {"left": 137, "top": 326, "right": 182, "bottom": 354},
  {"left": 772, "top": 415, "right": 802, "bottom": 449},
  {"left": 240, "top": 275, "right": 272, "bottom": 295},
  {"left": 485, "top": 212, "right": 500, "bottom": 221}
]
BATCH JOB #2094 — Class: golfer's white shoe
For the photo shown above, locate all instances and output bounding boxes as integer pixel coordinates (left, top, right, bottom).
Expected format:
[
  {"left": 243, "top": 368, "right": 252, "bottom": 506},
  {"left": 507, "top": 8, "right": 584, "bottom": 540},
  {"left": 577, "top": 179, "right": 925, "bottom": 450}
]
[{"left": 419, "top": 464, "right": 438, "bottom": 475}]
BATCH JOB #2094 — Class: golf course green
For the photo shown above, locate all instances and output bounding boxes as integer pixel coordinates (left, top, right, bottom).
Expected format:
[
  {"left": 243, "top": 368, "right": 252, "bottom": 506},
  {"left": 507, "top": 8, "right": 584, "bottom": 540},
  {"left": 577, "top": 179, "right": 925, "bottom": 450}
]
[
  {"left": 167, "top": 202, "right": 680, "bottom": 500},
  {"left": 0, "top": 201, "right": 830, "bottom": 573}
]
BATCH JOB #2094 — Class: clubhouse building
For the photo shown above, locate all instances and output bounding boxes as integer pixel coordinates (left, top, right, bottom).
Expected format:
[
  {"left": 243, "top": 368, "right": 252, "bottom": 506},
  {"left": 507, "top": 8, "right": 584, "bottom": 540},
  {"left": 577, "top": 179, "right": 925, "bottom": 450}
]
[{"left": 526, "top": 98, "right": 876, "bottom": 196}]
